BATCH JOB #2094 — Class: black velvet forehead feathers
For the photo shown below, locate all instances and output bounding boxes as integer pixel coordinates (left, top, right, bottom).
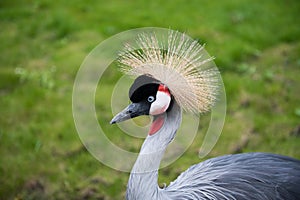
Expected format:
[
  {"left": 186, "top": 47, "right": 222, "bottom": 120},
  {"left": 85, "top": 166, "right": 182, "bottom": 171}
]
[{"left": 129, "top": 75, "right": 160, "bottom": 103}]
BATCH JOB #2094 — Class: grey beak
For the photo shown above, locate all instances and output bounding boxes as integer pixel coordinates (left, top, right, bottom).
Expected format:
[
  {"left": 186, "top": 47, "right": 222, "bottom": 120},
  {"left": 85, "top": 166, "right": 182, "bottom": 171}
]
[{"left": 110, "top": 102, "right": 149, "bottom": 124}]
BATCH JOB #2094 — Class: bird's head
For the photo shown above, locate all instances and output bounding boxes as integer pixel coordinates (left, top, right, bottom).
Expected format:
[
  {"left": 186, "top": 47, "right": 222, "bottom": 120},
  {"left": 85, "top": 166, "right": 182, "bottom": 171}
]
[
  {"left": 110, "top": 75, "right": 172, "bottom": 124},
  {"left": 110, "top": 31, "right": 220, "bottom": 128}
]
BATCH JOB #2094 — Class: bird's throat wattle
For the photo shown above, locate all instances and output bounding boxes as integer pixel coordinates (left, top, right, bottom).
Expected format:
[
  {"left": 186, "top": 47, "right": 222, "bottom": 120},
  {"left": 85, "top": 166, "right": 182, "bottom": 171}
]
[{"left": 149, "top": 114, "right": 165, "bottom": 136}]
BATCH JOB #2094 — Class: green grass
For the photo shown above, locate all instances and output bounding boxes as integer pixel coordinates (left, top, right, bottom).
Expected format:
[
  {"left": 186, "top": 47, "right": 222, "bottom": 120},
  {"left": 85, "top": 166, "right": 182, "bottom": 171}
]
[{"left": 1, "top": 0, "right": 300, "bottom": 199}]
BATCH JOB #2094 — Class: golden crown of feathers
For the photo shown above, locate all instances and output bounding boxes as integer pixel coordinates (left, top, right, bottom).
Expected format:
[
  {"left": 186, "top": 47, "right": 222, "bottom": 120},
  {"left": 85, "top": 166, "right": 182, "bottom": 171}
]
[{"left": 118, "top": 30, "right": 220, "bottom": 114}]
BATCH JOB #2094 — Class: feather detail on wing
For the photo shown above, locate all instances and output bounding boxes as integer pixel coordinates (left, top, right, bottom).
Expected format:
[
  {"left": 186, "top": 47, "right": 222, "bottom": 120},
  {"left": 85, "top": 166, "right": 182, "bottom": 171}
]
[{"left": 164, "top": 153, "right": 300, "bottom": 200}]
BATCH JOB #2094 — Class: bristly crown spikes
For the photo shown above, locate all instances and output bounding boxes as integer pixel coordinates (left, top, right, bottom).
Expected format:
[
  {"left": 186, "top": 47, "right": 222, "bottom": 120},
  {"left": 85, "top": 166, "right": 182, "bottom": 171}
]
[{"left": 118, "top": 31, "right": 220, "bottom": 114}]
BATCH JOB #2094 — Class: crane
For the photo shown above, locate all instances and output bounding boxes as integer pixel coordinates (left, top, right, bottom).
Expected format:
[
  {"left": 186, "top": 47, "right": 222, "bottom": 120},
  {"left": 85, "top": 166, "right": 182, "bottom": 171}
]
[{"left": 110, "top": 31, "right": 300, "bottom": 200}]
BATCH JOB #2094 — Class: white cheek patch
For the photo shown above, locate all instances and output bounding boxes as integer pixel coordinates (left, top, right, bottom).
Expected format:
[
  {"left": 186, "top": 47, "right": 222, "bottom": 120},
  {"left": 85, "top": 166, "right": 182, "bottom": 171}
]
[{"left": 149, "top": 91, "right": 171, "bottom": 115}]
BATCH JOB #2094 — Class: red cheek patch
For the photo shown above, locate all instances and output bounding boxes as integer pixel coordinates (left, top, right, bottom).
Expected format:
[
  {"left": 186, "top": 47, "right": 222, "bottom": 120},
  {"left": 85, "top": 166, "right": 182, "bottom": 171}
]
[
  {"left": 158, "top": 84, "right": 170, "bottom": 96},
  {"left": 149, "top": 114, "right": 165, "bottom": 135}
]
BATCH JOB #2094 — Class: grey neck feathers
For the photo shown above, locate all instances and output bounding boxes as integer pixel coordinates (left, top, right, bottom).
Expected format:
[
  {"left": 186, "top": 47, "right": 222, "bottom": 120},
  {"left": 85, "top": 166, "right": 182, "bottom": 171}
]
[{"left": 126, "top": 102, "right": 182, "bottom": 200}]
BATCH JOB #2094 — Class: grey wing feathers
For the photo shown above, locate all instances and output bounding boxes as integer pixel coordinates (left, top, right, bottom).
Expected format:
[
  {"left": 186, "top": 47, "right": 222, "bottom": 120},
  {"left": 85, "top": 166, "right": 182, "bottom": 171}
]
[{"left": 164, "top": 153, "right": 300, "bottom": 200}]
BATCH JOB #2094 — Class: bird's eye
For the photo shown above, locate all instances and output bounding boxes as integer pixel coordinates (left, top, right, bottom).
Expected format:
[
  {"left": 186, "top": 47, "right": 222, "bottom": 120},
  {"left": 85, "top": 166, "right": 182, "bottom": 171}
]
[{"left": 147, "top": 96, "right": 155, "bottom": 103}]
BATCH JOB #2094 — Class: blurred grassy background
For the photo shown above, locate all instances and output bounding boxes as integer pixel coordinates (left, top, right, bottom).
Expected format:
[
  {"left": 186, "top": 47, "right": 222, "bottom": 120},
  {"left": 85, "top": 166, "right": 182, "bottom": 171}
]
[{"left": 1, "top": 0, "right": 300, "bottom": 199}]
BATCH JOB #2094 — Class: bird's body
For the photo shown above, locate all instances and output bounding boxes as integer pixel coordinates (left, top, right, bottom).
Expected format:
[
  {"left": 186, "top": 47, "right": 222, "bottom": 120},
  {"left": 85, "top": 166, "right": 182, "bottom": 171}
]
[
  {"left": 110, "top": 30, "right": 300, "bottom": 200},
  {"left": 166, "top": 152, "right": 300, "bottom": 200},
  {"left": 124, "top": 101, "right": 300, "bottom": 200}
]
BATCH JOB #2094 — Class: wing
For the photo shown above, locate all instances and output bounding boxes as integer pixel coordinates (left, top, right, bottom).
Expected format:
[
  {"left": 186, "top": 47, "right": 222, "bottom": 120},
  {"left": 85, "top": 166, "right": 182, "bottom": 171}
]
[{"left": 163, "top": 153, "right": 300, "bottom": 200}]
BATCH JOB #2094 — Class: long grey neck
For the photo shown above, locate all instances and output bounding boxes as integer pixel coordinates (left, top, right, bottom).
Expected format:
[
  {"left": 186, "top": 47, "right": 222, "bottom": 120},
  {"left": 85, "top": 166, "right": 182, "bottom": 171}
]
[{"left": 126, "top": 102, "right": 182, "bottom": 200}]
